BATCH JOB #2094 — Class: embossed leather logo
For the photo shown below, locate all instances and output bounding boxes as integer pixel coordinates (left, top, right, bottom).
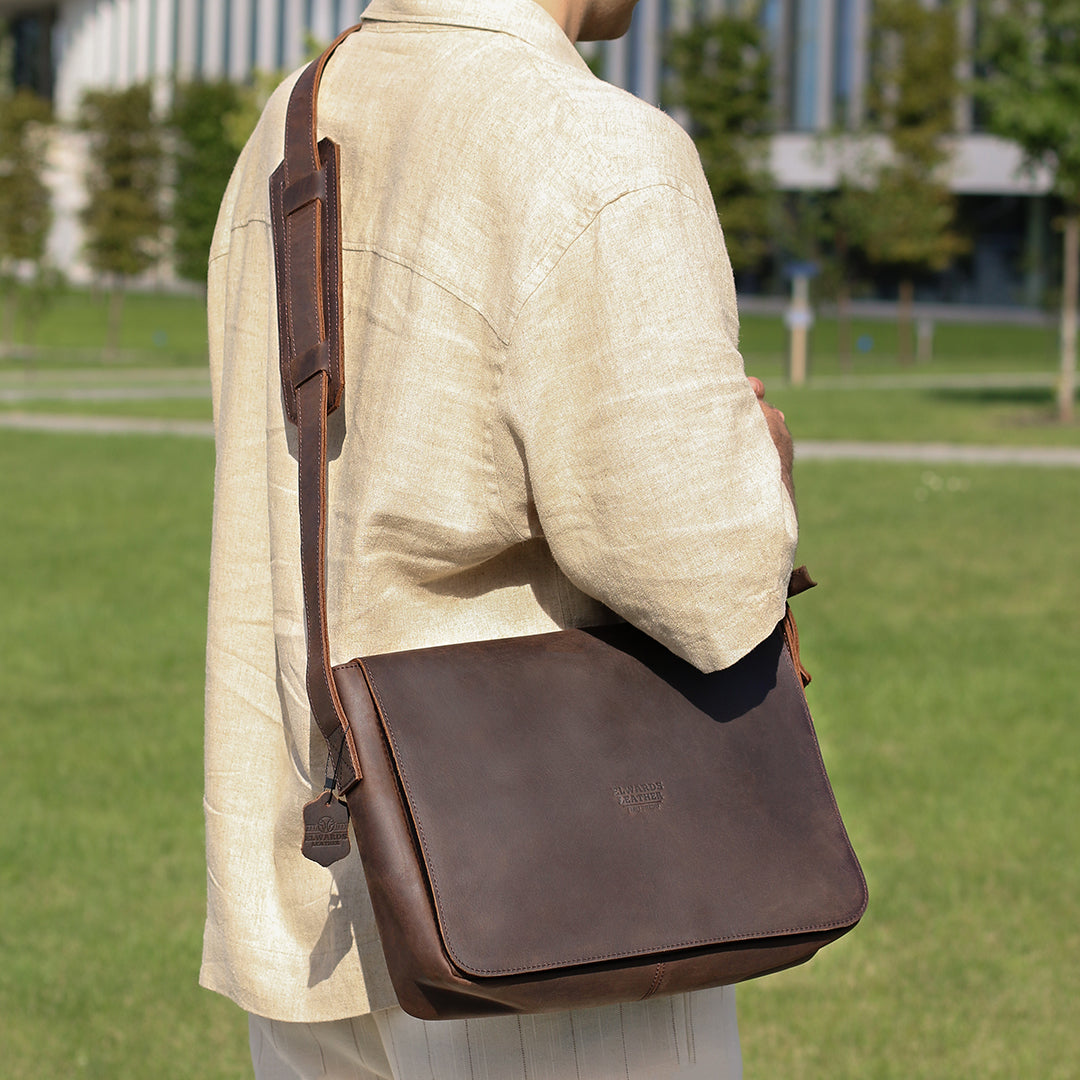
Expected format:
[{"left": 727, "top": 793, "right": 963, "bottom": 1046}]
[
  {"left": 301, "top": 794, "right": 351, "bottom": 866},
  {"left": 612, "top": 781, "right": 664, "bottom": 813},
  {"left": 306, "top": 814, "right": 349, "bottom": 845}
]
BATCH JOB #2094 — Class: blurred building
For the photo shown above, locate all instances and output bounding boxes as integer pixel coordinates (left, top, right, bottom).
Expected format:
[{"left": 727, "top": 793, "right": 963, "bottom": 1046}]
[
  {"left": 0, "top": 0, "right": 1056, "bottom": 303},
  {"left": 1, "top": 0, "right": 371, "bottom": 118},
  {"left": 595, "top": 0, "right": 1055, "bottom": 307}
]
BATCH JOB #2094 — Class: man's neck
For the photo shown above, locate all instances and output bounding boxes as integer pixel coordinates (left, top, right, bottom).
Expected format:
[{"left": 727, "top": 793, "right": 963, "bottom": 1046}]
[
  {"left": 531, "top": 0, "right": 638, "bottom": 43},
  {"left": 532, "top": 0, "right": 581, "bottom": 41}
]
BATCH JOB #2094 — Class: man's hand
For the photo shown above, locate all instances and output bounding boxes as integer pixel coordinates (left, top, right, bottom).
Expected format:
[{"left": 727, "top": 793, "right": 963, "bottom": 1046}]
[{"left": 748, "top": 377, "right": 795, "bottom": 509}]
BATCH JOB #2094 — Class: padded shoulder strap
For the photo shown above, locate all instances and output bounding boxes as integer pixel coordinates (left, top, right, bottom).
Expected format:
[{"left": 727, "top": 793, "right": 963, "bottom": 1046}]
[{"left": 270, "top": 25, "right": 365, "bottom": 795}]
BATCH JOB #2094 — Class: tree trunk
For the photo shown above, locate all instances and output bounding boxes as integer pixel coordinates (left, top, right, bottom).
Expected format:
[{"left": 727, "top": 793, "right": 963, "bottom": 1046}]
[
  {"left": 105, "top": 284, "right": 125, "bottom": 362},
  {"left": 1, "top": 289, "right": 15, "bottom": 355},
  {"left": 1059, "top": 210, "right": 1078, "bottom": 425},
  {"left": 897, "top": 278, "right": 915, "bottom": 365},
  {"left": 837, "top": 282, "right": 852, "bottom": 372}
]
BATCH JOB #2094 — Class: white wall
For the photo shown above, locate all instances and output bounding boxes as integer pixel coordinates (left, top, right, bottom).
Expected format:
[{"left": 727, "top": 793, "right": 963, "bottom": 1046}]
[{"left": 50, "top": 0, "right": 376, "bottom": 120}]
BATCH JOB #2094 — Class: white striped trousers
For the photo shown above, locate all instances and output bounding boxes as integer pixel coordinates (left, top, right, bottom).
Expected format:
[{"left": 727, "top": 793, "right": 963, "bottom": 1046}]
[{"left": 250, "top": 987, "right": 741, "bottom": 1079}]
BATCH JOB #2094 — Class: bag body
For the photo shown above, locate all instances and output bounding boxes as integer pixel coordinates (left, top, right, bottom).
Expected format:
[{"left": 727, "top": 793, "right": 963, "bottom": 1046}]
[{"left": 334, "top": 621, "right": 866, "bottom": 1020}]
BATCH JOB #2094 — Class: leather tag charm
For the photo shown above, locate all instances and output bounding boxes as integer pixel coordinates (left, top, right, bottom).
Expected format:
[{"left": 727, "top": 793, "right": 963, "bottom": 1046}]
[{"left": 301, "top": 791, "right": 351, "bottom": 866}]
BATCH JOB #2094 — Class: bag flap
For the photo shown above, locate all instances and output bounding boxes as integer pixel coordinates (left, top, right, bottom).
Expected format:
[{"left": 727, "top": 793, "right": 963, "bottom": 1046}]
[{"left": 355, "top": 623, "right": 867, "bottom": 978}]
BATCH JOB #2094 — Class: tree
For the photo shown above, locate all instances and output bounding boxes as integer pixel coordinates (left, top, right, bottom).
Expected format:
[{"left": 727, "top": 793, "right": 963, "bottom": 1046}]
[
  {"left": 219, "top": 31, "right": 326, "bottom": 157},
  {"left": 222, "top": 69, "right": 288, "bottom": 155},
  {"left": 664, "top": 8, "right": 776, "bottom": 274},
  {"left": 977, "top": 0, "right": 1080, "bottom": 423},
  {"left": 169, "top": 79, "right": 244, "bottom": 285},
  {"left": 842, "top": 0, "right": 968, "bottom": 362},
  {"left": 775, "top": 187, "right": 867, "bottom": 371},
  {"left": 825, "top": 180, "right": 877, "bottom": 369},
  {"left": 79, "top": 83, "right": 163, "bottom": 356},
  {"left": 0, "top": 88, "right": 54, "bottom": 350}
]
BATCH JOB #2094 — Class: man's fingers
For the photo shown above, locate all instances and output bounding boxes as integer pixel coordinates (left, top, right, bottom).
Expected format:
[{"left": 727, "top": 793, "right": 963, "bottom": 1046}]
[
  {"left": 759, "top": 398, "right": 785, "bottom": 425},
  {"left": 750, "top": 376, "right": 785, "bottom": 423}
]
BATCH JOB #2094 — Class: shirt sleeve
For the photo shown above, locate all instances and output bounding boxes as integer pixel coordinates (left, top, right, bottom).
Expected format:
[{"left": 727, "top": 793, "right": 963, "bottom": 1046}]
[{"left": 500, "top": 183, "right": 798, "bottom": 672}]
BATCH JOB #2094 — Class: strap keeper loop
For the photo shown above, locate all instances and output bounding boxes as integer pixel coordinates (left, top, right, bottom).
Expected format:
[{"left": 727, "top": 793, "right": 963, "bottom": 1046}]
[
  {"left": 292, "top": 341, "right": 330, "bottom": 390},
  {"left": 284, "top": 168, "right": 328, "bottom": 216}
]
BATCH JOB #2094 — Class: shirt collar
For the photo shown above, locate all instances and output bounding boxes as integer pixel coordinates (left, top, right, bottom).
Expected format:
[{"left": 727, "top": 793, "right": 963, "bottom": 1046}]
[{"left": 361, "top": 0, "right": 591, "bottom": 72}]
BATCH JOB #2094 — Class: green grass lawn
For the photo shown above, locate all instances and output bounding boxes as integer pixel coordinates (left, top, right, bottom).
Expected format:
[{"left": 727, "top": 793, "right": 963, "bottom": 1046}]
[
  {"left": 765, "top": 384, "right": 1080, "bottom": 446},
  {"left": 739, "top": 313, "right": 1060, "bottom": 377},
  {"left": 0, "top": 431, "right": 250, "bottom": 1080},
  {"left": 1, "top": 330, "right": 1078, "bottom": 1076},
  {"left": 0, "top": 396, "right": 213, "bottom": 422},
  {"left": 9, "top": 381, "right": 1075, "bottom": 447},
  {"left": 0, "top": 288, "right": 1063, "bottom": 376},
  {"left": 0, "top": 287, "right": 209, "bottom": 368},
  {"left": 3, "top": 290, "right": 1074, "bottom": 448},
  {"left": 2, "top": 377, "right": 1076, "bottom": 451},
  {"left": 738, "top": 460, "right": 1079, "bottom": 1079}
]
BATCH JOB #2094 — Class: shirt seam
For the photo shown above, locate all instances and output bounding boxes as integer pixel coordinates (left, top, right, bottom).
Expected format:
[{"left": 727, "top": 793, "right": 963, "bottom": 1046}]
[
  {"left": 211, "top": 217, "right": 527, "bottom": 547},
  {"left": 512, "top": 43, "right": 705, "bottom": 315},
  {"left": 509, "top": 181, "right": 706, "bottom": 339},
  {"left": 340, "top": 239, "right": 508, "bottom": 343},
  {"left": 209, "top": 215, "right": 272, "bottom": 263},
  {"left": 483, "top": 343, "right": 522, "bottom": 546},
  {"left": 212, "top": 216, "right": 506, "bottom": 345},
  {"left": 493, "top": 182, "right": 708, "bottom": 545}
]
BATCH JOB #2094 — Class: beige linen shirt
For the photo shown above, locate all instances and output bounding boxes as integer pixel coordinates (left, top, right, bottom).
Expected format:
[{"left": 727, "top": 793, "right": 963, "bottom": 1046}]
[{"left": 202, "top": 0, "right": 798, "bottom": 1023}]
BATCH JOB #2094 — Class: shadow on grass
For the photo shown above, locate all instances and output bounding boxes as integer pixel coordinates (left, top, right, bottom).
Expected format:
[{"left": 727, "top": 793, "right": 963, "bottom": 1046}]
[
  {"left": 927, "top": 386, "right": 1056, "bottom": 405},
  {"left": 926, "top": 386, "right": 1076, "bottom": 430}
]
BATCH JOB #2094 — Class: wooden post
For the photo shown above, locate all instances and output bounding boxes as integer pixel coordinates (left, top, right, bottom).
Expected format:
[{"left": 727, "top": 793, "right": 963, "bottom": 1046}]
[
  {"left": 786, "top": 272, "right": 813, "bottom": 387},
  {"left": 917, "top": 317, "right": 934, "bottom": 363}
]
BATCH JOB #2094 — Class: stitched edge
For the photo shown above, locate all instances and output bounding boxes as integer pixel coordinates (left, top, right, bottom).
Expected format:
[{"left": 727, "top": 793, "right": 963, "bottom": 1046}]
[{"left": 335, "top": 647, "right": 868, "bottom": 978}]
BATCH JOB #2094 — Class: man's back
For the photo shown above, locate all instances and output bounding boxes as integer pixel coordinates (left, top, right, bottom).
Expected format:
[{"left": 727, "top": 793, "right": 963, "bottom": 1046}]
[{"left": 203, "top": 0, "right": 795, "bottom": 1028}]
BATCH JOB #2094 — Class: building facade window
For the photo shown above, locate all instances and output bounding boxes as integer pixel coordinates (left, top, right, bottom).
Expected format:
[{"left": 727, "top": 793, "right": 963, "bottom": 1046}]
[
  {"left": 833, "top": 0, "right": 853, "bottom": 125},
  {"left": 276, "top": 0, "right": 288, "bottom": 70},
  {"left": 792, "top": 0, "right": 819, "bottom": 131},
  {"left": 8, "top": 9, "right": 58, "bottom": 99}
]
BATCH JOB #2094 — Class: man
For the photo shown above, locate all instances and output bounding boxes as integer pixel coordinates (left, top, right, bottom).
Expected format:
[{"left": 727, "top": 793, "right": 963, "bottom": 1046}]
[{"left": 202, "top": 0, "right": 797, "bottom": 1075}]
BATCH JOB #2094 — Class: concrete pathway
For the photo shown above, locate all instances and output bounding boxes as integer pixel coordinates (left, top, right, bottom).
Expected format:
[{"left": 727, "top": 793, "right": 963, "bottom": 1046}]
[
  {"left": 0, "top": 411, "right": 214, "bottom": 438},
  {"left": 801, "top": 372, "right": 1058, "bottom": 391},
  {"left": 0, "top": 384, "right": 209, "bottom": 402},
  {"left": 797, "top": 439, "right": 1080, "bottom": 468},
  {"left": 2, "top": 366, "right": 1077, "bottom": 465},
  {"left": 2, "top": 410, "right": 1079, "bottom": 468},
  {"left": 0, "top": 366, "right": 210, "bottom": 388}
]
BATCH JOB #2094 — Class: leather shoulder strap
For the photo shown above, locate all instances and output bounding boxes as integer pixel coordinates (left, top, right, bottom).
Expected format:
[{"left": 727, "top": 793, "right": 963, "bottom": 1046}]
[
  {"left": 269, "top": 22, "right": 817, "bottom": 800},
  {"left": 270, "top": 25, "right": 365, "bottom": 794}
]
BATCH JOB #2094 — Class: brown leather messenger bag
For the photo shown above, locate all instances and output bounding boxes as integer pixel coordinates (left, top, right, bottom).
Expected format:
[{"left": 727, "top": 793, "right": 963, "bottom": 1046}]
[{"left": 269, "top": 27, "right": 867, "bottom": 1021}]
